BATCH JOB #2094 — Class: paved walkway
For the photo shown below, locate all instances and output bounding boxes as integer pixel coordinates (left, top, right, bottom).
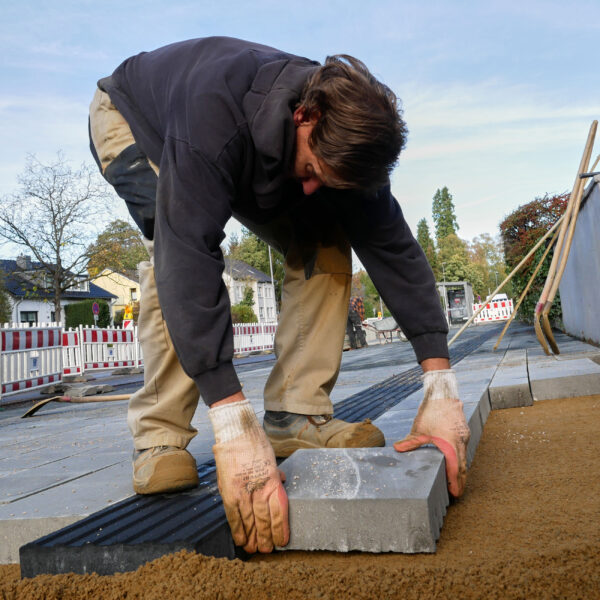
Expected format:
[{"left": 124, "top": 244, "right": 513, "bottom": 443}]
[{"left": 2, "top": 323, "right": 599, "bottom": 563}]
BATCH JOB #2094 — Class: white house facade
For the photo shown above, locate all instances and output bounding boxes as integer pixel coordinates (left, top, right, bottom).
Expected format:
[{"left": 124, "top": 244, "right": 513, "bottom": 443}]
[
  {"left": 1, "top": 256, "right": 116, "bottom": 325},
  {"left": 223, "top": 258, "right": 277, "bottom": 323}
]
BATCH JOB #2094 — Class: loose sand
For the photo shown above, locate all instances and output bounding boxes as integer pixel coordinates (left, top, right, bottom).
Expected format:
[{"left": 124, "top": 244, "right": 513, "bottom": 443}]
[{"left": 2, "top": 395, "right": 599, "bottom": 599}]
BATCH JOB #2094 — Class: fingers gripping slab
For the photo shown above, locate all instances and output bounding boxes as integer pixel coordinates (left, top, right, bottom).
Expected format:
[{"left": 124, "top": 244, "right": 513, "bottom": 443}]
[
  {"left": 209, "top": 400, "right": 290, "bottom": 554},
  {"left": 393, "top": 370, "right": 470, "bottom": 498}
]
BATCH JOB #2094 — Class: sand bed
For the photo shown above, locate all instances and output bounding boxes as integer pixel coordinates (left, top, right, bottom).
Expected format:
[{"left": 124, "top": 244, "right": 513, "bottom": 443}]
[{"left": 2, "top": 395, "right": 599, "bottom": 599}]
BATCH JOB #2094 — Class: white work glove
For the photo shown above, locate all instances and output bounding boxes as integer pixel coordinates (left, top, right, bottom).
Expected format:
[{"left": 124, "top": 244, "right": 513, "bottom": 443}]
[
  {"left": 208, "top": 399, "right": 289, "bottom": 553},
  {"left": 393, "top": 369, "right": 470, "bottom": 497}
]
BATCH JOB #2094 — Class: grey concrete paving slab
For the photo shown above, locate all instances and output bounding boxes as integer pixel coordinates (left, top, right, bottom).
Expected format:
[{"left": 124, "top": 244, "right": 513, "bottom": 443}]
[
  {"left": 280, "top": 447, "right": 448, "bottom": 553},
  {"left": 527, "top": 355, "right": 600, "bottom": 401},
  {"left": 0, "top": 461, "right": 132, "bottom": 563},
  {"left": 488, "top": 349, "right": 533, "bottom": 410}
]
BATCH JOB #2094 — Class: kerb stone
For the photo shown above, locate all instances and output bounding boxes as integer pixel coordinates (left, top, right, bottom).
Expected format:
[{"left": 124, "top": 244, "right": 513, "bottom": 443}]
[
  {"left": 488, "top": 349, "right": 533, "bottom": 409},
  {"left": 280, "top": 447, "right": 448, "bottom": 553},
  {"left": 528, "top": 356, "right": 600, "bottom": 401}
]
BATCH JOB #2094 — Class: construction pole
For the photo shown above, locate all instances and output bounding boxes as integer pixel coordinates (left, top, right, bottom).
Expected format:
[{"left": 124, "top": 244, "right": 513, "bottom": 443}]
[
  {"left": 492, "top": 228, "right": 560, "bottom": 351},
  {"left": 447, "top": 214, "right": 564, "bottom": 347}
]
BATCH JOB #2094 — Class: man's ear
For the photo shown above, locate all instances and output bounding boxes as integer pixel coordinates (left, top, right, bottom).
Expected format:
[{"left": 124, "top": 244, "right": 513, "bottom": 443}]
[{"left": 293, "top": 106, "right": 319, "bottom": 126}]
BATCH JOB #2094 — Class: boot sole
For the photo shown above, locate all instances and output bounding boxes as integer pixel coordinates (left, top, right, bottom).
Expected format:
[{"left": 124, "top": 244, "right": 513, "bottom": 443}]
[
  {"left": 133, "top": 454, "right": 199, "bottom": 495},
  {"left": 268, "top": 429, "right": 386, "bottom": 458}
]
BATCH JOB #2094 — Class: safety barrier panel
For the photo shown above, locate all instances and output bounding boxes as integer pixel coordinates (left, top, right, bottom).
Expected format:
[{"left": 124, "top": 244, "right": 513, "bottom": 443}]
[
  {"left": 78, "top": 326, "right": 141, "bottom": 372},
  {"left": 472, "top": 299, "right": 514, "bottom": 323},
  {"left": 62, "top": 330, "right": 83, "bottom": 375},
  {"left": 1, "top": 319, "right": 274, "bottom": 402},
  {"left": 233, "top": 323, "right": 277, "bottom": 353},
  {"left": 0, "top": 323, "right": 62, "bottom": 398}
]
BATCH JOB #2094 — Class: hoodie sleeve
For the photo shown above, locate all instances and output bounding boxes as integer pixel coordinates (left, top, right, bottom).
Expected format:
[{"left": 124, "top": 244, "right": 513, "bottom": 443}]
[
  {"left": 333, "top": 186, "right": 449, "bottom": 363},
  {"left": 153, "top": 136, "right": 242, "bottom": 405}
]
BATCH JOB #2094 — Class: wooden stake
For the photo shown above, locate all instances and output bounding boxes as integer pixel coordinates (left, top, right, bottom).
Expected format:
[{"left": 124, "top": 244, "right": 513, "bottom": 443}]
[
  {"left": 493, "top": 228, "right": 560, "bottom": 351},
  {"left": 448, "top": 215, "right": 564, "bottom": 347}
]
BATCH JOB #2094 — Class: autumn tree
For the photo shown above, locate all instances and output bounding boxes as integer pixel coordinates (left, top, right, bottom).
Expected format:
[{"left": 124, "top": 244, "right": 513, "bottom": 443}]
[
  {"left": 416, "top": 218, "right": 438, "bottom": 276},
  {"left": 499, "top": 193, "right": 568, "bottom": 323},
  {"left": 87, "top": 219, "right": 147, "bottom": 276},
  {"left": 0, "top": 153, "right": 112, "bottom": 322},
  {"left": 351, "top": 270, "right": 390, "bottom": 318},
  {"left": 437, "top": 234, "right": 485, "bottom": 297},
  {"left": 432, "top": 187, "right": 459, "bottom": 243},
  {"left": 468, "top": 233, "right": 510, "bottom": 300}
]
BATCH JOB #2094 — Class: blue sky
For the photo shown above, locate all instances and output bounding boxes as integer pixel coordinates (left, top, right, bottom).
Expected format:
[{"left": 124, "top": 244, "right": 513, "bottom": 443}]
[{"left": 1, "top": 0, "right": 599, "bottom": 255}]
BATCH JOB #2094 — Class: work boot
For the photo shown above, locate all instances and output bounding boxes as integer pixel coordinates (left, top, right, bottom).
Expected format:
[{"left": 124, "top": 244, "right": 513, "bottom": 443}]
[
  {"left": 263, "top": 411, "right": 385, "bottom": 457},
  {"left": 132, "top": 446, "right": 199, "bottom": 495}
]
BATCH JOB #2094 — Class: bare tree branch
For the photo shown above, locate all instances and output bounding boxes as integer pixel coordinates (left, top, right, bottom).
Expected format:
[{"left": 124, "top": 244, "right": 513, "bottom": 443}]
[{"left": 0, "top": 152, "right": 115, "bottom": 322}]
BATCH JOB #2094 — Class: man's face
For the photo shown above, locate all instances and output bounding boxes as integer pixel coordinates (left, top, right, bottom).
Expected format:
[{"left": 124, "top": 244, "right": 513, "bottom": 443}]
[{"left": 292, "top": 108, "right": 338, "bottom": 195}]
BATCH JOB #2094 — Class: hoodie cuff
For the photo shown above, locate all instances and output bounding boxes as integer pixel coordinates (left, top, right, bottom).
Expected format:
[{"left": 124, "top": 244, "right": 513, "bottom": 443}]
[
  {"left": 194, "top": 362, "right": 242, "bottom": 406},
  {"left": 409, "top": 332, "right": 449, "bottom": 364}
]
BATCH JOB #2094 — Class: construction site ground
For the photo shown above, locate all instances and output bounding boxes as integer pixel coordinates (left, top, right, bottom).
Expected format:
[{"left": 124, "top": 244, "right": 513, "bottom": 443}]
[{"left": 1, "top": 322, "right": 599, "bottom": 598}]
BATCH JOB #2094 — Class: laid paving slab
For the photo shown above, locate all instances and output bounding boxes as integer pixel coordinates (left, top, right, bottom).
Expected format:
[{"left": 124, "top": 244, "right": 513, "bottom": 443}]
[
  {"left": 488, "top": 349, "right": 532, "bottom": 410},
  {"left": 527, "top": 355, "right": 600, "bottom": 401},
  {"left": 281, "top": 447, "right": 448, "bottom": 553}
]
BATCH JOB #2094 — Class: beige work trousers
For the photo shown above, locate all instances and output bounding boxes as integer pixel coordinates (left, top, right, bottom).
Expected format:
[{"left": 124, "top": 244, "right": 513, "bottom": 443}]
[{"left": 89, "top": 88, "right": 351, "bottom": 451}]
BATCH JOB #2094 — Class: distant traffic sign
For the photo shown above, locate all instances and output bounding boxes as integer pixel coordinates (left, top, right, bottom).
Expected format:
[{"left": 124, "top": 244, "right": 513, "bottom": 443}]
[{"left": 92, "top": 302, "right": 99, "bottom": 315}]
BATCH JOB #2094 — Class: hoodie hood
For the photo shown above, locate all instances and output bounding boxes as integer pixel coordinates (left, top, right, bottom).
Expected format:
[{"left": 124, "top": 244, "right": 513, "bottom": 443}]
[{"left": 243, "top": 58, "right": 319, "bottom": 208}]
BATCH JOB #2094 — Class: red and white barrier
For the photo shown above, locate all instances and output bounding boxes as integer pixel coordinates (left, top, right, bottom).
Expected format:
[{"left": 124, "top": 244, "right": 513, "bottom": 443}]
[
  {"left": 1, "top": 324, "right": 62, "bottom": 397},
  {"left": 62, "top": 330, "right": 83, "bottom": 375},
  {"left": 472, "top": 299, "right": 514, "bottom": 323},
  {"left": 79, "top": 325, "right": 139, "bottom": 372},
  {"left": 1, "top": 319, "right": 273, "bottom": 402},
  {"left": 233, "top": 323, "right": 277, "bottom": 353}
]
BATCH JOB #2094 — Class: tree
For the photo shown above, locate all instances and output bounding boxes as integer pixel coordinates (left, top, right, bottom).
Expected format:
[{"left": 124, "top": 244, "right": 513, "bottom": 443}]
[
  {"left": 437, "top": 234, "right": 485, "bottom": 297},
  {"left": 87, "top": 219, "right": 147, "bottom": 276},
  {"left": 432, "top": 187, "right": 459, "bottom": 243},
  {"left": 0, "top": 273, "right": 11, "bottom": 323},
  {"left": 416, "top": 218, "right": 438, "bottom": 275},
  {"left": 230, "top": 285, "right": 258, "bottom": 323},
  {"left": 352, "top": 270, "right": 390, "bottom": 318},
  {"left": 468, "top": 233, "right": 510, "bottom": 299},
  {"left": 0, "top": 153, "right": 112, "bottom": 323},
  {"left": 226, "top": 229, "right": 285, "bottom": 302},
  {"left": 499, "top": 193, "right": 568, "bottom": 323}
]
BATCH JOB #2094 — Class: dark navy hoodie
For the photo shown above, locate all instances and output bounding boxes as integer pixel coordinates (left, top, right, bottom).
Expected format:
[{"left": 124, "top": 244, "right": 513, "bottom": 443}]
[{"left": 97, "top": 37, "right": 448, "bottom": 405}]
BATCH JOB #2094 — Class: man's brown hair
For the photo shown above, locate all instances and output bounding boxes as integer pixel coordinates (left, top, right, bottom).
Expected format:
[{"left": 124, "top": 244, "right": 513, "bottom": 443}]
[{"left": 299, "top": 54, "right": 407, "bottom": 192}]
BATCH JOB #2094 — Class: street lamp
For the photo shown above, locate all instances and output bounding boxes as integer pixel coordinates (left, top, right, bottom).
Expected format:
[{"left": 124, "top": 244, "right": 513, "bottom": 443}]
[{"left": 441, "top": 262, "right": 449, "bottom": 326}]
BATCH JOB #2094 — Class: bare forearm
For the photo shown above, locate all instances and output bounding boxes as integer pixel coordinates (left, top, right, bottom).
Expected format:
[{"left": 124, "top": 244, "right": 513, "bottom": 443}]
[{"left": 420, "top": 357, "right": 451, "bottom": 372}]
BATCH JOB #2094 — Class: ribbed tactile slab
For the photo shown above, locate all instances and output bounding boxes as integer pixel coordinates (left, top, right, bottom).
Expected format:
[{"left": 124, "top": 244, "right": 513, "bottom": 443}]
[
  {"left": 281, "top": 448, "right": 448, "bottom": 553},
  {"left": 19, "top": 463, "right": 246, "bottom": 577}
]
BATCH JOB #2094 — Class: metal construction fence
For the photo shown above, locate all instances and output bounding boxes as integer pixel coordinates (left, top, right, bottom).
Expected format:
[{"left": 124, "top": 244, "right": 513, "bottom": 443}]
[
  {"left": 232, "top": 322, "right": 277, "bottom": 353},
  {"left": 1, "top": 321, "right": 277, "bottom": 402},
  {"left": 472, "top": 299, "right": 514, "bottom": 323}
]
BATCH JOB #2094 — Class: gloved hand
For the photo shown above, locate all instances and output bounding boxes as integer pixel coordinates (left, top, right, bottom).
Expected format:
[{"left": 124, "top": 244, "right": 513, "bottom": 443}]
[
  {"left": 393, "top": 369, "right": 470, "bottom": 497},
  {"left": 209, "top": 399, "right": 289, "bottom": 553}
]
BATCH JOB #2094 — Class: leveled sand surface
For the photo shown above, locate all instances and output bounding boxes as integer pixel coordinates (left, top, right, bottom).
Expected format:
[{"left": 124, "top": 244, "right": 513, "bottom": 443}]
[{"left": 1, "top": 395, "right": 599, "bottom": 599}]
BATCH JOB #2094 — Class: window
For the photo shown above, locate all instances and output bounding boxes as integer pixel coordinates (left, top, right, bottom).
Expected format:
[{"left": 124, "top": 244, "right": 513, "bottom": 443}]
[
  {"left": 67, "top": 278, "right": 89, "bottom": 292},
  {"left": 51, "top": 311, "right": 56, "bottom": 322},
  {"left": 20, "top": 311, "right": 38, "bottom": 326},
  {"left": 259, "top": 307, "right": 264, "bottom": 319},
  {"left": 130, "top": 288, "right": 138, "bottom": 301},
  {"left": 257, "top": 285, "right": 263, "bottom": 298}
]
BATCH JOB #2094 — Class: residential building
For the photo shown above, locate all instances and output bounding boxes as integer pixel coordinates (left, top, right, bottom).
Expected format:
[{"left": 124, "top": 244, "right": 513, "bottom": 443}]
[
  {"left": 0, "top": 255, "right": 116, "bottom": 325},
  {"left": 223, "top": 258, "right": 277, "bottom": 323},
  {"left": 91, "top": 268, "right": 141, "bottom": 318}
]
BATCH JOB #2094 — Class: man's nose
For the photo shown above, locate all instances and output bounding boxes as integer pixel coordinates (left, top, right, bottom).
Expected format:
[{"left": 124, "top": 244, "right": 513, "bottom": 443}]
[{"left": 302, "top": 177, "right": 323, "bottom": 195}]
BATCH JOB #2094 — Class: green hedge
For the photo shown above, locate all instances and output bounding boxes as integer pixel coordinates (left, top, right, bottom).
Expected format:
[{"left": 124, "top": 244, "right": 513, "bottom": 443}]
[
  {"left": 231, "top": 304, "right": 257, "bottom": 323},
  {"left": 65, "top": 299, "right": 111, "bottom": 328}
]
